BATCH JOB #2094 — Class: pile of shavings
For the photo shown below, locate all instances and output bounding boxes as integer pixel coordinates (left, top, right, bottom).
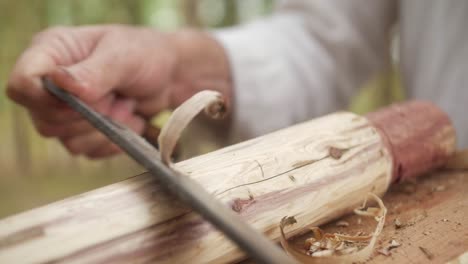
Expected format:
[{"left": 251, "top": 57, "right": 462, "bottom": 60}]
[
  {"left": 304, "top": 227, "right": 371, "bottom": 257},
  {"left": 280, "top": 193, "right": 387, "bottom": 264}
]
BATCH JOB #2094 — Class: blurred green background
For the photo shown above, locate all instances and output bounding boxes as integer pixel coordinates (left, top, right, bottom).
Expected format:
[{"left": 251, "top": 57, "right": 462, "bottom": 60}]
[
  {"left": 0, "top": 0, "right": 274, "bottom": 218},
  {"left": 0, "top": 0, "right": 401, "bottom": 219}
]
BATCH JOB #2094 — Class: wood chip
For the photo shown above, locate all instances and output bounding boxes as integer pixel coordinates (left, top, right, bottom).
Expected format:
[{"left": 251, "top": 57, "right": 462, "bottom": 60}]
[
  {"left": 311, "top": 249, "right": 334, "bottom": 257},
  {"left": 378, "top": 248, "right": 391, "bottom": 256},
  {"left": 378, "top": 239, "right": 401, "bottom": 256},
  {"left": 389, "top": 240, "right": 401, "bottom": 249},
  {"left": 419, "top": 246, "right": 434, "bottom": 260},
  {"left": 394, "top": 218, "right": 404, "bottom": 229},
  {"left": 336, "top": 221, "right": 349, "bottom": 227},
  {"left": 433, "top": 185, "right": 446, "bottom": 192}
]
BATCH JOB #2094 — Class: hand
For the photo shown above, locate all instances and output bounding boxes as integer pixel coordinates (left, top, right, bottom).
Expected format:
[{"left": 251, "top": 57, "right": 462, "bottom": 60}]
[{"left": 7, "top": 25, "right": 232, "bottom": 158}]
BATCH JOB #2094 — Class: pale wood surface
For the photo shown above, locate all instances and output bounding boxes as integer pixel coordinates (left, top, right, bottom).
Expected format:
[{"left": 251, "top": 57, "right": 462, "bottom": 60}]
[
  {"left": 288, "top": 170, "right": 468, "bottom": 264},
  {"left": 0, "top": 112, "right": 392, "bottom": 264}
]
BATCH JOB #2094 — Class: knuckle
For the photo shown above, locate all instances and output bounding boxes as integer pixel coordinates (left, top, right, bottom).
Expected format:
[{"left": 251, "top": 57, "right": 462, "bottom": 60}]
[
  {"left": 85, "top": 153, "right": 102, "bottom": 160},
  {"left": 44, "top": 26, "right": 70, "bottom": 36},
  {"left": 5, "top": 82, "right": 20, "bottom": 102},
  {"left": 11, "top": 73, "right": 30, "bottom": 89},
  {"left": 6, "top": 72, "right": 36, "bottom": 104},
  {"left": 62, "top": 138, "right": 82, "bottom": 155},
  {"left": 53, "top": 111, "right": 75, "bottom": 122},
  {"left": 35, "top": 122, "right": 58, "bottom": 138},
  {"left": 32, "top": 26, "right": 70, "bottom": 43}
]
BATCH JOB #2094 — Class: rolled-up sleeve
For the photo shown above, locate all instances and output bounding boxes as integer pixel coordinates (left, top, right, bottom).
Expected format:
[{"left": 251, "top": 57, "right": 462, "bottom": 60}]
[{"left": 214, "top": 0, "right": 396, "bottom": 143}]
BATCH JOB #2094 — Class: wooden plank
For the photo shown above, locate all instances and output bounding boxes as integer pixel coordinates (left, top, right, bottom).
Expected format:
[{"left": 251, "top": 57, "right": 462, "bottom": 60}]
[
  {"left": 0, "top": 112, "right": 392, "bottom": 264},
  {"left": 288, "top": 170, "right": 468, "bottom": 263}
]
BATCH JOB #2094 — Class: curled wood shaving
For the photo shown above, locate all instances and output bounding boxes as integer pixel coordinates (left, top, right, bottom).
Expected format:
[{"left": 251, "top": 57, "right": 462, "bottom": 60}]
[
  {"left": 158, "top": 90, "right": 227, "bottom": 165},
  {"left": 378, "top": 239, "right": 401, "bottom": 255},
  {"left": 280, "top": 193, "right": 387, "bottom": 263},
  {"left": 335, "top": 221, "right": 349, "bottom": 227}
]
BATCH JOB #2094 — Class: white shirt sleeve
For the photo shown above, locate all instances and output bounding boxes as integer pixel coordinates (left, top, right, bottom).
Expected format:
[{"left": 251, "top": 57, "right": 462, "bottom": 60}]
[{"left": 214, "top": 0, "right": 396, "bottom": 143}]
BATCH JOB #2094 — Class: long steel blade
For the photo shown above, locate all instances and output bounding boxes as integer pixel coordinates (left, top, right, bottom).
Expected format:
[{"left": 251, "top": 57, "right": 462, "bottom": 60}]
[{"left": 42, "top": 78, "right": 296, "bottom": 264}]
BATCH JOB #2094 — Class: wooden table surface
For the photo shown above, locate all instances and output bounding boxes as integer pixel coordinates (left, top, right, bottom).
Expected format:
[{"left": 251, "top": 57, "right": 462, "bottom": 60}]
[{"left": 284, "top": 170, "right": 468, "bottom": 263}]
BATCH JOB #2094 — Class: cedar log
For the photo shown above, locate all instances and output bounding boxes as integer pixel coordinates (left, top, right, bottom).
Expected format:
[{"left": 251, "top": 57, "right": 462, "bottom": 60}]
[{"left": 0, "top": 101, "right": 455, "bottom": 263}]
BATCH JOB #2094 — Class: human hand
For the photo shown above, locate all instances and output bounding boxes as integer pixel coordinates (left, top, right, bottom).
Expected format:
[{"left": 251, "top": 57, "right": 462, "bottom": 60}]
[{"left": 7, "top": 25, "right": 231, "bottom": 158}]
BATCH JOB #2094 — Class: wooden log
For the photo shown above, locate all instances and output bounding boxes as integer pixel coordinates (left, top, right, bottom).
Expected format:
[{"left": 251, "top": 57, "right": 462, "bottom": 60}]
[{"left": 0, "top": 101, "right": 455, "bottom": 263}]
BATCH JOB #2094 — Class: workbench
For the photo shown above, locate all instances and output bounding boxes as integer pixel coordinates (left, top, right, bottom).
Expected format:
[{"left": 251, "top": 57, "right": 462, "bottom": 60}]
[{"left": 286, "top": 169, "right": 468, "bottom": 263}]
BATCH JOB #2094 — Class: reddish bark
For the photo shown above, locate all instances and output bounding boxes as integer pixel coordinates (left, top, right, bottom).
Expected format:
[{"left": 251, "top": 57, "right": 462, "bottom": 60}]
[{"left": 367, "top": 101, "right": 456, "bottom": 183}]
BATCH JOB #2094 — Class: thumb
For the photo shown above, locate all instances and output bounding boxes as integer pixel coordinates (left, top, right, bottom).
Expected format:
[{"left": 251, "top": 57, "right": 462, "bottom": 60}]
[{"left": 48, "top": 50, "right": 124, "bottom": 103}]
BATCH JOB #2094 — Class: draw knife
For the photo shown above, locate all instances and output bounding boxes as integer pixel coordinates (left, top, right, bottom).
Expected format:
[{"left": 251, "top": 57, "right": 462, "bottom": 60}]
[{"left": 42, "top": 78, "right": 296, "bottom": 264}]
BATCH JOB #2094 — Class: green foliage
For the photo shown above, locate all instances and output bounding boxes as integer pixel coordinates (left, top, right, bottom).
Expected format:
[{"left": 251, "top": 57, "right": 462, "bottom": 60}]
[
  {"left": 350, "top": 66, "right": 405, "bottom": 114},
  {"left": 0, "top": 0, "right": 273, "bottom": 218}
]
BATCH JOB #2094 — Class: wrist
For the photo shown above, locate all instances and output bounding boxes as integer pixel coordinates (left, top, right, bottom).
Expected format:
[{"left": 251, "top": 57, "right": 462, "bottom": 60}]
[{"left": 168, "top": 29, "right": 233, "bottom": 111}]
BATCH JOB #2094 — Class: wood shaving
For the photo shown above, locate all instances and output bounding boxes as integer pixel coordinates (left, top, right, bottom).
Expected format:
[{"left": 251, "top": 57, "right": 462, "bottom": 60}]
[
  {"left": 377, "top": 248, "right": 391, "bottom": 256},
  {"left": 394, "top": 218, "right": 404, "bottom": 229},
  {"left": 389, "top": 240, "right": 401, "bottom": 249},
  {"left": 432, "top": 185, "right": 446, "bottom": 192},
  {"left": 280, "top": 193, "right": 387, "bottom": 263},
  {"left": 377, "top": 240, "right": 401, "bottom": 256},
  {"left": 335, "top": 221, "right": 349, "bottom": 227},
  {"left": 157, "top": 90, "right": 227, "bottom": 165}
]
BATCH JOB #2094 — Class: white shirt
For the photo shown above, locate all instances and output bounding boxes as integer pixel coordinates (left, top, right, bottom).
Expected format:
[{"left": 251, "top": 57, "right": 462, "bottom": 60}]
[{"left": 215, "top": 0, "right": 468, "bottom": 148}]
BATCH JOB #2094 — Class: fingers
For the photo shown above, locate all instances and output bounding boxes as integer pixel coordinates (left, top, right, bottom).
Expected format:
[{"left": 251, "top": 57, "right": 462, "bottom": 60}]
[
  {"left": 54, "top": 97, "right": 145, "bottom": 159},
  {"left": 135, "top": 84, "right": 172, "bottom": 117},
  {"left": 6, "top": 26, "right": 110, "bottom": 130},
  {"left": 47, "top": 26, "right": 148, "bottom": 103},
  {"left": 59, "top": 116, "right": 145, "bottom": 159},
  {"left": 47, "top": 47, "right": 124, "bottom": 103},
  {"left": 7, "top": 26, "right": 106, "bottom": 106},
  {"left": 32, "top": 117, "right": 96, "bottom": 138},
  {"left": 7, "top": 25, "right": 175, "bottom": 160},
  {"left": 7, "top": 46, "right": 67, "bottom": 110}
]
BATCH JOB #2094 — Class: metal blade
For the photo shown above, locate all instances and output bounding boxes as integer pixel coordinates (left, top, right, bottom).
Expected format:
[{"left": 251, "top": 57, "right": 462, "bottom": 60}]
[{"left": 42, "top": 78, "right": 296, "bottom": 264}]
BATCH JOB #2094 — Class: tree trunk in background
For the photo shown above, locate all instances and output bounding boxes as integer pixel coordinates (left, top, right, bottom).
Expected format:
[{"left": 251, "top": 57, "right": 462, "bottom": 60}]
[
  {"left": 11, "top": 109, "right": 31, "bottom": 176},
  {"left": 182, "top": 0, "right": 201, "bottom": 27},
  {"left": 221, "top": 0, "right": 238, "bottom": 26},
  {"left": 124, "top": 0, "right": 143, "bottom": 25}
]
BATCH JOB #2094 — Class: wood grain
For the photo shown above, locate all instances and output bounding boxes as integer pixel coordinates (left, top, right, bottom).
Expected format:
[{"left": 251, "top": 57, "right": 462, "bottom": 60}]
[{"left": 0, "top": 112, "right": 392, "bottom": 264}]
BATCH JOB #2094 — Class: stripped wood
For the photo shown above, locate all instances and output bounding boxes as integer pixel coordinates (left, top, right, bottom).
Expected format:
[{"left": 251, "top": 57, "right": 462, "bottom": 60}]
[{"left": 0, "top": 112, "right": 392, "bottom": 263}]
